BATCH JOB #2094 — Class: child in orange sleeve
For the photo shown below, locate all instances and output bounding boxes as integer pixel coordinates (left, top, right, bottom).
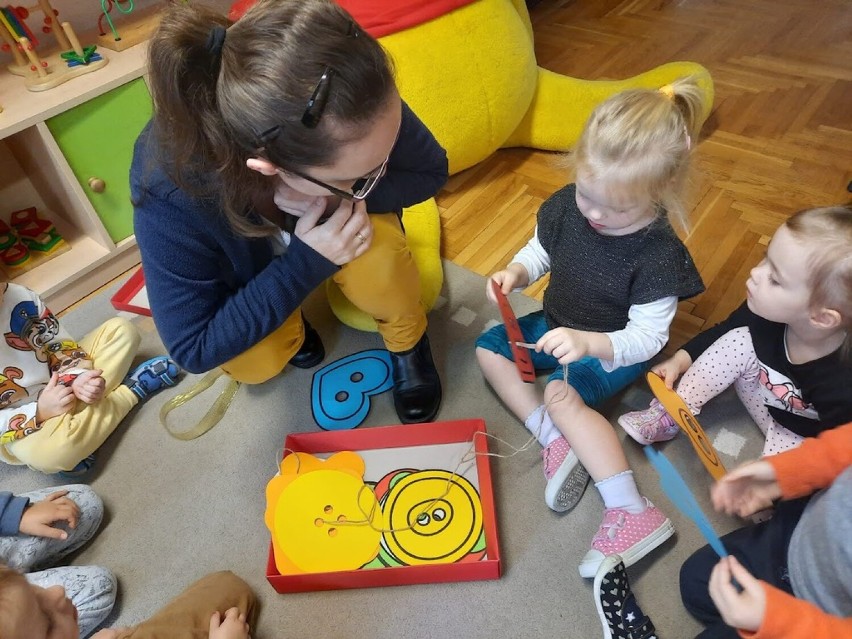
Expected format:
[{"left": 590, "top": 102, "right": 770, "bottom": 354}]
[{"left": 680, "top": 423, "right": 852, "bottom": 638}]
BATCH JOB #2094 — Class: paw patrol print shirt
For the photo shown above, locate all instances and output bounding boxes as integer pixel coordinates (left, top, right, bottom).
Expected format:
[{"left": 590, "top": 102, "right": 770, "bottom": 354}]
[{"left": 0, "top": 283, "right": 91, "bottom": 444}]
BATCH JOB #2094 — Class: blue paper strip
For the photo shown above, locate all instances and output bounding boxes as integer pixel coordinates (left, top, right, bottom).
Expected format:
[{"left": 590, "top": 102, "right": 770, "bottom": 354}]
[{"left": 644, "top": 445, "right": 728, "bottom": 558}]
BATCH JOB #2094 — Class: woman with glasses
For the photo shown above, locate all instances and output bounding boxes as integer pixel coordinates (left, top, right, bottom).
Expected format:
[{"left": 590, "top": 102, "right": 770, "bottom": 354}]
[{"left": 130, "top": 0, "right": 447, "bottom": 424}]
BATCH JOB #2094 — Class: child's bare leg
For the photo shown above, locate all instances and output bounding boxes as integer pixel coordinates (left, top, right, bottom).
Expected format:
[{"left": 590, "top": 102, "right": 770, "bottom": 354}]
[
  {"left": 545, "top": 380, "right": 628, "bottom": 481},
  {"left": 545, "top": 379, "right": 674, "bottom": 576},
  {"left": 476, "top": 347, "right": 540, "bottom": 421}
]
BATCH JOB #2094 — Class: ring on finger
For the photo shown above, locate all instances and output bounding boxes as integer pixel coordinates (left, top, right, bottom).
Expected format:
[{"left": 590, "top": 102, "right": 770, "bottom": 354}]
[{"left": 355, "top": 231, "right": 366, "bottom": 244}]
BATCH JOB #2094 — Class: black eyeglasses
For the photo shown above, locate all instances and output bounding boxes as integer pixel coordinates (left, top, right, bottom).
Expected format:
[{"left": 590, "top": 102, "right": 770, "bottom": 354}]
[{"left": 277, "top": 157, "right": 389, "bottom": 202}]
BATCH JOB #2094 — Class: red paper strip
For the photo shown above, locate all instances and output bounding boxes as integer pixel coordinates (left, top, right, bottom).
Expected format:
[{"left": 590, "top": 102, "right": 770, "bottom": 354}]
[{"left": 490, "top": 280, "right": 536, "bottom": 383}]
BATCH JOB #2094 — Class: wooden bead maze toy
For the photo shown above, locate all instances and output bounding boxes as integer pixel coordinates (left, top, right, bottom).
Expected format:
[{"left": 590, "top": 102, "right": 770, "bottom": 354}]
[
  {"left": 96, "top": 0, "right": 162, "bottom": 52},
  {"left": 0, "top": 1, "right": 108, "bottom": 92}
]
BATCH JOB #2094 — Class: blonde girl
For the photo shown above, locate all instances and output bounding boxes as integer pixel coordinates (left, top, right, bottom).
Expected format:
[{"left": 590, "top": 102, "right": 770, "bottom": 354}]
[
  {"left": 476, "top": 78, "right": 706, "bottom": 578},
  {"left": 620, "top": 205, "right": 852, "bottom": 457}
]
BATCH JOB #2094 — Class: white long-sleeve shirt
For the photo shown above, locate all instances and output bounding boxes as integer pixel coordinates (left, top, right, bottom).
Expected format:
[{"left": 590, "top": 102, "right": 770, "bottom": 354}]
[{"left": 512, "top": 227, "right": 677, "bottom": 371}]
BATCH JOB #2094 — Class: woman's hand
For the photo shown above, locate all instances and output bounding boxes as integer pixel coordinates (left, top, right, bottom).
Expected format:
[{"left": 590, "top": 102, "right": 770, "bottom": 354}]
[
  {"left": 711, "top": 460, "right": 780, "bottom": 517},
  {"left": 708, "top": 556, "right": 766, "bottom": 632},
  {"left": 19, "top": 490, "right": 79, "bottom": 539},
  {"left": 209, "top": 608, "right": 251, "bottom": 639},
  {"left": 72, "top": 369, "right": 106, "bottom": 404},
  {"left": 650, "top": 349, "right": 693, "bottom": 389},
  {"left": 37, "top": 373, "right": 76, "bottom": 423},
  {"left": 294, "top": 198, "right": 372, "bottom": 265},
  {"left": 486, "top": 264, "right": 530, "bottom": 303},
  {"left": 272, "top": 180, "right": 332, "bottom": 218}
]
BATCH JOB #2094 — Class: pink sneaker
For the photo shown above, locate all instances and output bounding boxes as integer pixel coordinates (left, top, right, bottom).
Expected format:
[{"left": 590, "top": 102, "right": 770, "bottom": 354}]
[
  {"left": 617, "top": 399, "right": 680, "bottom": 445},
  {"left": 542, "top": 436, "right": 590, "bottom": 513},
  {"left": 578, "top": 498, "right": 674, "bottom": 578}
]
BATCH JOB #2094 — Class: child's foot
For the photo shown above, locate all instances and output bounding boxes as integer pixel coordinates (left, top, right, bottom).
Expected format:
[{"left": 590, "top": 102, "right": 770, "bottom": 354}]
[
  {"left": 57, "top": 454, "right": 96, "bottom": 479},
  {"left": 542, "top": 436, "right": 590, "bottom": 513},
  {"left": 617, "top": 399, "right": 679, "bottom": 445},
  {"left": 123, "top": 356, "right": 181, "bottom": 401},
  {"left": 578, "top": 498, "right": 674, "bottom": 578},
  {"left": 594, "top": 554, "right": 657, "bottom": 639}
]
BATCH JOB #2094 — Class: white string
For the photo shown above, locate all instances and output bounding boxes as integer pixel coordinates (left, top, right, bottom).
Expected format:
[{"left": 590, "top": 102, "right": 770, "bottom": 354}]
[{"left": 270, "top": 350, "right": 572, "bottom": 534}]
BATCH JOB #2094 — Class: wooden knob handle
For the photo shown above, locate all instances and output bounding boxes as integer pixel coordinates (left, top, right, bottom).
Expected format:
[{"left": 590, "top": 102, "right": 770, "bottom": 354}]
[{"left": 88, "top": 177, "right": 106, "bottom": 193}]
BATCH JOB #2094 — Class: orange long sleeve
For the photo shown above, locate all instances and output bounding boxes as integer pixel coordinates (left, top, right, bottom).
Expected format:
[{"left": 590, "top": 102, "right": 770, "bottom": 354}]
[
  {"left": 768, "top": 422, "right": 852, "bottom": 499},
  {"left": 739, "top": 583, "right": 852, "bottom": 639}
]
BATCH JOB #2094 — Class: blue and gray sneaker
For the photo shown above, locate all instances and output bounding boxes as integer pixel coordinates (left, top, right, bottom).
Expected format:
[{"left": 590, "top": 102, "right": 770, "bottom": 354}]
[
  {"left": 57, "top": 453, "right": 96, "bottom": 479},
  {"left": 123, "top": 356, "right": 181, "bottom": 401},
  {"left": 594, "top": 554, "right": 658, "bottom": 639}
]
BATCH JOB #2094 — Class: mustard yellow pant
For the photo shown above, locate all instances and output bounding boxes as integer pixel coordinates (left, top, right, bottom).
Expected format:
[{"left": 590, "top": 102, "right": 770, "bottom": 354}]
[
  {"left": 1, "top": 317, "right": 140, "bottom": 473},
  {"left": 223, "top": 213, "right": 426, "bottom": 385}
]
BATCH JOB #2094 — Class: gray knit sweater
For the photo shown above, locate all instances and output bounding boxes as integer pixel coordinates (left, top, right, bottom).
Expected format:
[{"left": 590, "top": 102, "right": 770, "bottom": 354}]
[
  {"left": 537, "top": 184, "right": 704, "bottom": 332},
  {"left": 789, "top": 466, "right": 852, "bottom": 616}
]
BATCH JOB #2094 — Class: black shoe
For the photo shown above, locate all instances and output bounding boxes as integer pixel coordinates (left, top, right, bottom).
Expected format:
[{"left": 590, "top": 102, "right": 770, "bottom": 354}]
[
  {"left": 289, "top": 319, "right": 325, "bottom": 369},
  {"left": 390, "top": 333, "right": 442, "bottom": 424},
  {"left": 594, "top": 555, "right": 657, "bottom": 639}
]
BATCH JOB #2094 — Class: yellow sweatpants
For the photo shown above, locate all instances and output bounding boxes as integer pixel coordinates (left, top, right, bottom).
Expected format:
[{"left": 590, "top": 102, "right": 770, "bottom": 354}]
[
  {"left": 223, "top": 213, "right": 426, "bottom": 385},
  {"left": 1, "top": 317, "right": 140, "bottom": 473}
]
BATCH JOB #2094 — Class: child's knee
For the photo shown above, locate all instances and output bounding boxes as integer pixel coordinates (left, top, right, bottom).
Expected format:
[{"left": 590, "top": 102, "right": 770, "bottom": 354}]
[
  {"left": 475, "top": 345, "right": 501, "bottom": 369},
  {"left": 544, "top": 380, "right": 583, "bottom": 413},
  {"left": 101, "top": 316, "right": 140, "bottom": 344},
  {"left": 64, "top": 485, "right": 105, "bottom": 531}
]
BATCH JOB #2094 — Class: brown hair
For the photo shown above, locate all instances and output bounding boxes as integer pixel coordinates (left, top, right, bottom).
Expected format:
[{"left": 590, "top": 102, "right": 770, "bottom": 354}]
[
  {"left": 0, "top": 565, "right": 28, "bottom": 636},
  {"left": 570, "top": 75, "right": 707, "bottom": 231},
  {"left": 785, "top": 205, "right": 852, "bottom": 359},
  {"left": 147, "top": 0, "right": 395, "bottom": 236}
]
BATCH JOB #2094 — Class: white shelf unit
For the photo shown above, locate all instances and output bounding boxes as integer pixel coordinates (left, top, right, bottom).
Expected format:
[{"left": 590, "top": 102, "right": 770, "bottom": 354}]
[{"left": 0, "top": 41, "right": 149, "bottom": 311}]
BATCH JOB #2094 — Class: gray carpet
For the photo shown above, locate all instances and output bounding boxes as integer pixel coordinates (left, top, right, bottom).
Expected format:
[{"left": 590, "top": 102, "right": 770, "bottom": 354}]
[{"left": 1, "top": 261, "right": 764, "bottom": 638}]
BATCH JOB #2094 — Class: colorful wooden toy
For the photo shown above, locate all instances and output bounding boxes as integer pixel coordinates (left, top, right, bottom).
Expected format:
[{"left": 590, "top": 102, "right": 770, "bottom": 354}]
[
  {"left": 1, "top": 3, "right": 108, "bottom": 91},
  {"left": 0, "top": 219, "right": 29, "bottom": 267},
  {"left": 10, "top": 206, "right": 65, "bottom": 253}
]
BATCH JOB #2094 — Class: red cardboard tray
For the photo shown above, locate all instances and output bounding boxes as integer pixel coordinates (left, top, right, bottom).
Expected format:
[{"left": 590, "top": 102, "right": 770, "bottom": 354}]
[
  {"left": 110, "top": 267, "right": 151, "bottom": 316},
  {"left": 266, "top": 419, "right": 502, "bottom": 593}
]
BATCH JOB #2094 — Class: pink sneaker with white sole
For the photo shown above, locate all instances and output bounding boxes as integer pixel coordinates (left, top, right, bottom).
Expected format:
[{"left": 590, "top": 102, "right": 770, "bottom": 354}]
[
  {"left": 542, "top": 436, "right": 590, "bottom": 513},
  {"left": 578, "top": 498, "right": 674, "bottom": 578},
  {"left": 617, "top": 398, "right": 680, "bottom": 445}
]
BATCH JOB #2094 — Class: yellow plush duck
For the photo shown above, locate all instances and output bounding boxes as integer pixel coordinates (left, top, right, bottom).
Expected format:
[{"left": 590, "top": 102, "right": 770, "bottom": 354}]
[{"left": 231, "top": 0, "right": 714, "bottom": 331}]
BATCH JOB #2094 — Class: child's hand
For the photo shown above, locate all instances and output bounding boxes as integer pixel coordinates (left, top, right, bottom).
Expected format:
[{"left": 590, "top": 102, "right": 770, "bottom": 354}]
[
  {"left": 37, "top": 373, "right": 76, "bottom": 423},
  {"left": 650, "top": 349, "right": 693, "bottom": 388},
  {"left": 19, "top": 490, "right": 79, "bottom": 539},
  {"left": 486, "top": 264, "right": 530, "bottom": 303},
  {"left": 209, "top": 608, "right": 251, "bottom": 639},
  {"left": 72, "top": 368, "right": 106, "bottom": 404},
  {"left": 536, "top": 327, "right": 590, "bottom": 364},
  {"left": 709, "top": 556, "right": 766, "bottom": 632},
  {"left": 711, "top": 460, "right": 780, "bottom": 517}
]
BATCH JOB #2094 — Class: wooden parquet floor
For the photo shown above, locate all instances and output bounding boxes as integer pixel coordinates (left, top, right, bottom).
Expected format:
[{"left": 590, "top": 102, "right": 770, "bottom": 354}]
[{"left": 437, "top": 0, "right": 852, "bottom": 352}]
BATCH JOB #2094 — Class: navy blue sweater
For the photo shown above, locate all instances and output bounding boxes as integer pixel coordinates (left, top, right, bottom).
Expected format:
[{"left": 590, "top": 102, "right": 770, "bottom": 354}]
[
  {"left": 0, "top": 491, "right": 28, "bottom": 536},
  {"left": 131, "top": 101, "right": 448, "bottom": 373}
]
